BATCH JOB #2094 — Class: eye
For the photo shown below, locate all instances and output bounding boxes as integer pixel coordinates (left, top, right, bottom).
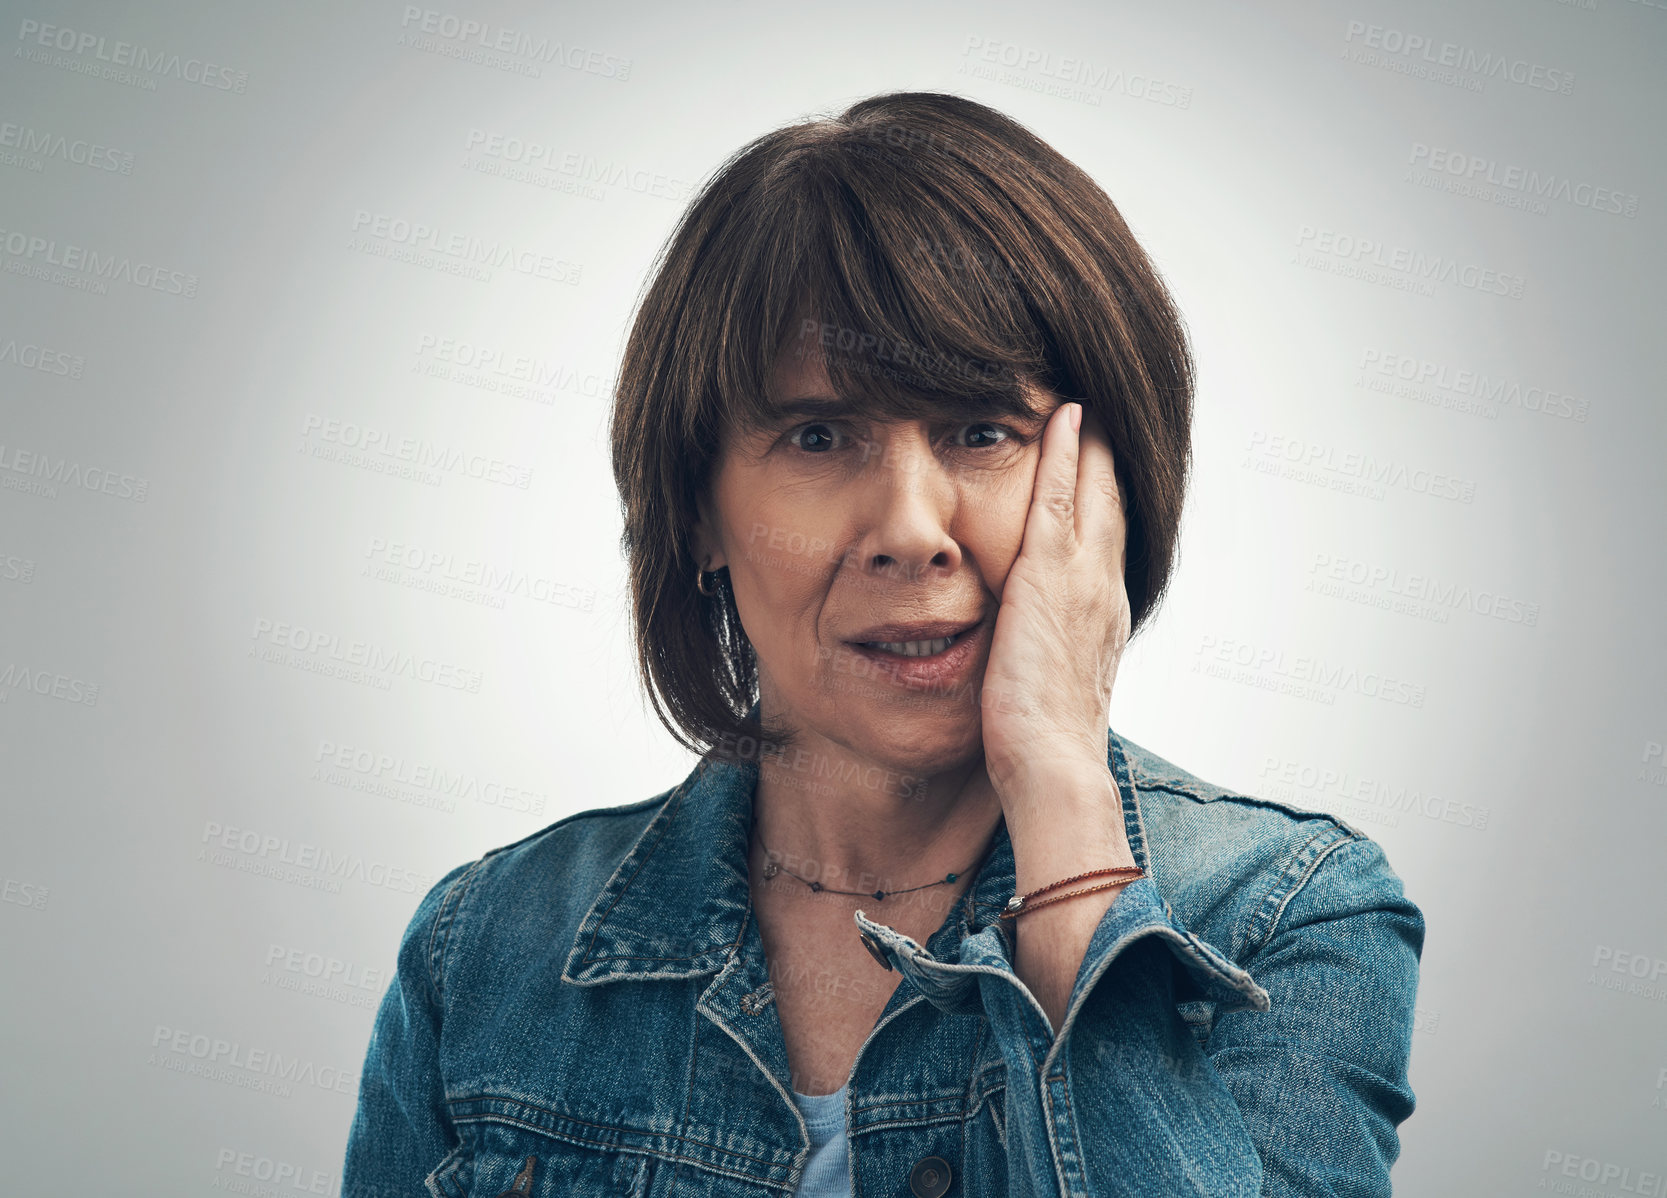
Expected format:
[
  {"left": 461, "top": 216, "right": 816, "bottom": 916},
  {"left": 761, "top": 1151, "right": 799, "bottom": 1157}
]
[
  {"left": 778, "top": 418, "right": 1028, "bottom": 459},
  {"left": 787, "top": 421, "right": 845, "bottom": 453},
  {"left": 955, "top": 422, "right": 1014, "bottom": 449}
]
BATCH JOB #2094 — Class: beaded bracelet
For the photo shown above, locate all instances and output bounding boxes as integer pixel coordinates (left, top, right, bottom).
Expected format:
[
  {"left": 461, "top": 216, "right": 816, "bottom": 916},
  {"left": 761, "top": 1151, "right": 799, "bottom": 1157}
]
[{"left": 997, "top": 866, "right": 1144, "bottom": 920}]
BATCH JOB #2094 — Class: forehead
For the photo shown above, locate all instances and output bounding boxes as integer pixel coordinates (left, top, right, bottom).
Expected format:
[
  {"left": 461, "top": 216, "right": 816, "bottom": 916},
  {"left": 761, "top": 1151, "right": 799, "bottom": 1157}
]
[
  {"left": 761, "top": 328, "right": 1051, "bottom": 422},
  {"left": 766, "top": 325, "right": 834, "bottom": 398}
]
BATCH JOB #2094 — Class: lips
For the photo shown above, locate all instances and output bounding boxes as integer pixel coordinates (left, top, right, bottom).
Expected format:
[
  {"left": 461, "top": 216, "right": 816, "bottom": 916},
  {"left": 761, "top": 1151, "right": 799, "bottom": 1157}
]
[
  {"left": 844, "top": 618, "right": 983, "bottom": 645},
  {"left": 841, "top": 616, "right": 992, "bottom": 692}
]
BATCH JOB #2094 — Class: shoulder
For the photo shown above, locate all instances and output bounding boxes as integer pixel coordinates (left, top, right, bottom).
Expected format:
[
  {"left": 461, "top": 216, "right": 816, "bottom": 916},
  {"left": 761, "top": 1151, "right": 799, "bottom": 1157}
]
[
  {"left": 1112, "top": 729, "right": 1419, "bottom": 962},
  {"left": 464, "top": 787, "right": 671, "bottom": 895},
  {"left": 398, "top": 784, "right": 677, "bottom": 981},
  {"left": 1117, "top": 727, "right": 1364, "bottom": 845}
]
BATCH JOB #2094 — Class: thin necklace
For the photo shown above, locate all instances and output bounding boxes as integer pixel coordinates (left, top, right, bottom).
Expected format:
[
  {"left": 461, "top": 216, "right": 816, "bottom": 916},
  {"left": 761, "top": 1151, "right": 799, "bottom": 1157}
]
[{"left": 757, "top": 843, "right": 985, "bottom": 902}]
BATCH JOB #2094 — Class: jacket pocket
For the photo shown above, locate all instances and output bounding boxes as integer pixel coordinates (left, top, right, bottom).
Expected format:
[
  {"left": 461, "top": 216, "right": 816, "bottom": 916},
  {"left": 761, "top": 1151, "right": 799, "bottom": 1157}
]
[{"left": 425, "top": 1120, "right": 654, "bottom": 1197}]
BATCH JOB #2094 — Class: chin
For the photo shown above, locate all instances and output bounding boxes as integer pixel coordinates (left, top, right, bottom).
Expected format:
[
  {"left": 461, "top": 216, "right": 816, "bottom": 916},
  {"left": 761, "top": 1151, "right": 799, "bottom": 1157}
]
[{"left": 848, "top": 701, "right": 983, "bottom": 773}]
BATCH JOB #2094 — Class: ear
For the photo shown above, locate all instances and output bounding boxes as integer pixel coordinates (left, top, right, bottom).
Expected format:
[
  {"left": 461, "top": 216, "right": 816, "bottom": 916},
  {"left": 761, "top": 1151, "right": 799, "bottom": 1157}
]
[{"left": 691, "top": 492, "right": 727, "bottom": 573}]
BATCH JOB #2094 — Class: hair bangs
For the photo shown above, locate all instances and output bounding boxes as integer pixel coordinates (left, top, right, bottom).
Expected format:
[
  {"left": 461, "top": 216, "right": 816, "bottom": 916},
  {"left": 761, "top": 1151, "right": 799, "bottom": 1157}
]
[{"left": 716, "top": 140, "right": 1058, "bottom": 440}]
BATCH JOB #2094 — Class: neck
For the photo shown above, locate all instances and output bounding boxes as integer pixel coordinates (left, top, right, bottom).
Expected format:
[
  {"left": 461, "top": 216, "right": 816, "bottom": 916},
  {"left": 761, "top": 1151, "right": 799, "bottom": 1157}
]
[{"left": 746, "top": 717, "right": 1004, "bottom": 926}]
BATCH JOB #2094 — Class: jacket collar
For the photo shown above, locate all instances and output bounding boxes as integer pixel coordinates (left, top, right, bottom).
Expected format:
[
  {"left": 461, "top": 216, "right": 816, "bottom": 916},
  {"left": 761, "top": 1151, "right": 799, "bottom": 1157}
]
[{"left": 562, "top": 715, "right": 1148, "bottom": 987}]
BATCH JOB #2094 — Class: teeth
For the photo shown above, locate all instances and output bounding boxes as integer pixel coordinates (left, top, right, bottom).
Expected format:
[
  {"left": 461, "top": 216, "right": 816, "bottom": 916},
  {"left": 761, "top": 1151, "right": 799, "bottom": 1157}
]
[{"left": 865, "top": 636, "right": 954, "bottom": 657}]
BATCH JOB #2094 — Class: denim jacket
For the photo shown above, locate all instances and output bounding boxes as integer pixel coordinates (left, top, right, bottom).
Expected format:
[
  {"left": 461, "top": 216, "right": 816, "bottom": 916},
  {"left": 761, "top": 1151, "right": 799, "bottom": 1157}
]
[{"left": 344, "top": 726, "right": 1424, "bottom": 1197}]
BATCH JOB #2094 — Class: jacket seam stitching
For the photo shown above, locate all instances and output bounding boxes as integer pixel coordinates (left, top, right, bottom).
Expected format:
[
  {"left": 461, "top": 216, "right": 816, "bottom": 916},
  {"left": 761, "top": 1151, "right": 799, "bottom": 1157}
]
[
  {"left": 1136, "top": 779, "right": 1355, "bottom": 826},
  {"left": 1043, "top": 1067, "right": 1076, "bottom": 1198},
  {"left": 848, "top": 1090, "right": 991, "bottom": 1118},
  {"left": 448, "top": 1103, "right": 790, "bottom": 1169},
  {"left": 964, "top": 1023, "right": 1000, "bottom": 1118},
  {"left": 1109, "top": 734, "right": 1152, "bottom": 872},
  {"left": 1244, "top": 828, "right": 1358, "bottom": 956},
  {"left": 468, "top": 789, "right": 676, "bottom": 867},
  {"left": 1263, "top": 833, "right": 1362, "bottom": 947},
  {"left": 1240, "top": 824, "right": 1337, "bottom": 955},
  {"left": 854, "top": 1109, "right": 976, "bottom": 1135},
  {"left": 427, "top": 857, "right": 485, "bottom": 1005}
]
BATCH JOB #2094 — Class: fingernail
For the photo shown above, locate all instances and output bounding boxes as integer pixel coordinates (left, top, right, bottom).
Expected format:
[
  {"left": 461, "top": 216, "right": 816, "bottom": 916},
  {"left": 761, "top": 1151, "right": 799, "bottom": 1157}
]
[{"left": 1070, "top": 403, "right": 1082, "bottom": 433}]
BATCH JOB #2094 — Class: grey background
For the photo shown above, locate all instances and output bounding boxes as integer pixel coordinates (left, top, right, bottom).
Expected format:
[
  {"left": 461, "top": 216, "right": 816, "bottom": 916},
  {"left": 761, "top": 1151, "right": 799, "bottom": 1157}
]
[{"left": 2, "top": 0, "right": 1663, "bottom": 1191}]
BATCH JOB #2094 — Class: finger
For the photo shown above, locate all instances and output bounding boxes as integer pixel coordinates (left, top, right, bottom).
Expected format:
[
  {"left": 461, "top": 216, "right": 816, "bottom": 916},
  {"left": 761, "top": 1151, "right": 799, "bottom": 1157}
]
[
  {"left": 1074, "top": 406, "right": 1126, "bottom": 561},
  {"left": 1020, "top": 400, "right": 1081, "bottom": 559}
]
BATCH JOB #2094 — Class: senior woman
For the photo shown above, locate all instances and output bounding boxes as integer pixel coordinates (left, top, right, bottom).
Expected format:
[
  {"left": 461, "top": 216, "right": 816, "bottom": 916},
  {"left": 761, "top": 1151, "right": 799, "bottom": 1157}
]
[{"left": 344, "top": 92, "right": 1424, "bottom": 1197}]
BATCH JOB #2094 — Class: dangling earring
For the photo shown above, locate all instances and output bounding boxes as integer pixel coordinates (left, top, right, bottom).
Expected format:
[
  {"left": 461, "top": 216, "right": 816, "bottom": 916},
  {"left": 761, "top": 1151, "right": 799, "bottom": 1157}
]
[{"left": 696, "top": 560, "right": 719, "bottom": 597}]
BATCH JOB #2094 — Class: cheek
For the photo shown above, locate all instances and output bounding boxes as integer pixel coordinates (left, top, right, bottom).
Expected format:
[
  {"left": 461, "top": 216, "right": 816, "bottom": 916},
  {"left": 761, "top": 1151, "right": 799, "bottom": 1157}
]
[
  {"left": 732, "top": 496, "right": 843, "bottom": 590},
  {"left": 726, "top": 502, "right": 840, "bottom": 659},
  {"left": 961, "top": 472, "right": 1032, "bottom": 593}
]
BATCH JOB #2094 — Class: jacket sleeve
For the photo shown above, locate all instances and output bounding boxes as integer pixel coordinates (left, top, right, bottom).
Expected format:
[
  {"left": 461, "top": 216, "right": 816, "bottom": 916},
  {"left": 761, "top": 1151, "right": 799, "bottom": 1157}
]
[
  {"left": 964, "top": 832, "right": 1424, "bottom": 1197},
  {"left": 342, "top": 859, "right": 479, "bottom": 1197}
]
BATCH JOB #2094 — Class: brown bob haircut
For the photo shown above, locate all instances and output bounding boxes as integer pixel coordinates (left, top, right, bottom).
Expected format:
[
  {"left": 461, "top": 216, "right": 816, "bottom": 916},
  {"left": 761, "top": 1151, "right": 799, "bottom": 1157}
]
[{"left": 610, "top": 90, "right": 1194, "bottom": 759}]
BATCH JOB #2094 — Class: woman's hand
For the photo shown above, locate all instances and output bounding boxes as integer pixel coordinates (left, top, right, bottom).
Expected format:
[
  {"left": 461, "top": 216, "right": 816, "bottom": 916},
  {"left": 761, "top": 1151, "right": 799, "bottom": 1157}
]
[{"left": 978, "top": 399, "right": 1133, "bottom": 809}]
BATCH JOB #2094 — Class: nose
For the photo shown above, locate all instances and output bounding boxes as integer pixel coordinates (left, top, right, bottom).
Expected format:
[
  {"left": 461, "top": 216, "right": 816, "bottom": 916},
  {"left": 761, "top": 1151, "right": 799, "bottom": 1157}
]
[{"left": 850, "top": 426, "right": 962, "bottom": 584}]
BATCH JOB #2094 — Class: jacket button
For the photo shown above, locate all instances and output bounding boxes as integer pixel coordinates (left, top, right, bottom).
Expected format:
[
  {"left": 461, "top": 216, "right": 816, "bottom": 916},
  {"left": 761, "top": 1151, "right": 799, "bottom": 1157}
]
[
  {"left": 909, "top": 1155, "right": 952, "bottom": 1198},
  {"left": 858, "top": 927, "right": 893, "bottom": 971}
]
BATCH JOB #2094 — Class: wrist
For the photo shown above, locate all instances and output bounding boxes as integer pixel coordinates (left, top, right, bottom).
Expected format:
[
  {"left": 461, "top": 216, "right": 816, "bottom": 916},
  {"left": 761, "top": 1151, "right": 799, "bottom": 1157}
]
[
  {"left": 1000, "top": 766, "right": 1138, "bottom": 895},
  {"left": 996, "top": 756, "right": 1119, "bottom": 825},
  {"left": 987, "top": 735, "right": 1106, "bottom": 796}
]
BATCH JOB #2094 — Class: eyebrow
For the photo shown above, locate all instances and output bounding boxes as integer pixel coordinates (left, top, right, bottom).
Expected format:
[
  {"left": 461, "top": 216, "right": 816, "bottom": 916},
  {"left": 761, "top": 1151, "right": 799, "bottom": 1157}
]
[
  {"left": 762, "top": 394, "right": 1051, "bottom": 427},
  {"left": 762, "top": 397, "right": 849, "bottom": 425}
]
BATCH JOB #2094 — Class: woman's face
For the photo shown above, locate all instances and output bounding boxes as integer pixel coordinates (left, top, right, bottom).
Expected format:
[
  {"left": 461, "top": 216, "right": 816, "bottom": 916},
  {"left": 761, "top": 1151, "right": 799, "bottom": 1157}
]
[{"left": 694, "top": 323, "right": 1061, "bottom": 776}]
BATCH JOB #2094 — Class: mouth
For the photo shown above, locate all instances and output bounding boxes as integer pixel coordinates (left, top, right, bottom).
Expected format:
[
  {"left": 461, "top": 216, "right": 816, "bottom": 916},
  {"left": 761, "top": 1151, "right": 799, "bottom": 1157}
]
[
  {"left": 839, "top": 618, "right": 990, "bottom": 693},
  {"left": 848, "top": 625, "right": 978, "bottom": 658},
  {"left": 844, "top": 615, "right": 984, "bottom": 654}
]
